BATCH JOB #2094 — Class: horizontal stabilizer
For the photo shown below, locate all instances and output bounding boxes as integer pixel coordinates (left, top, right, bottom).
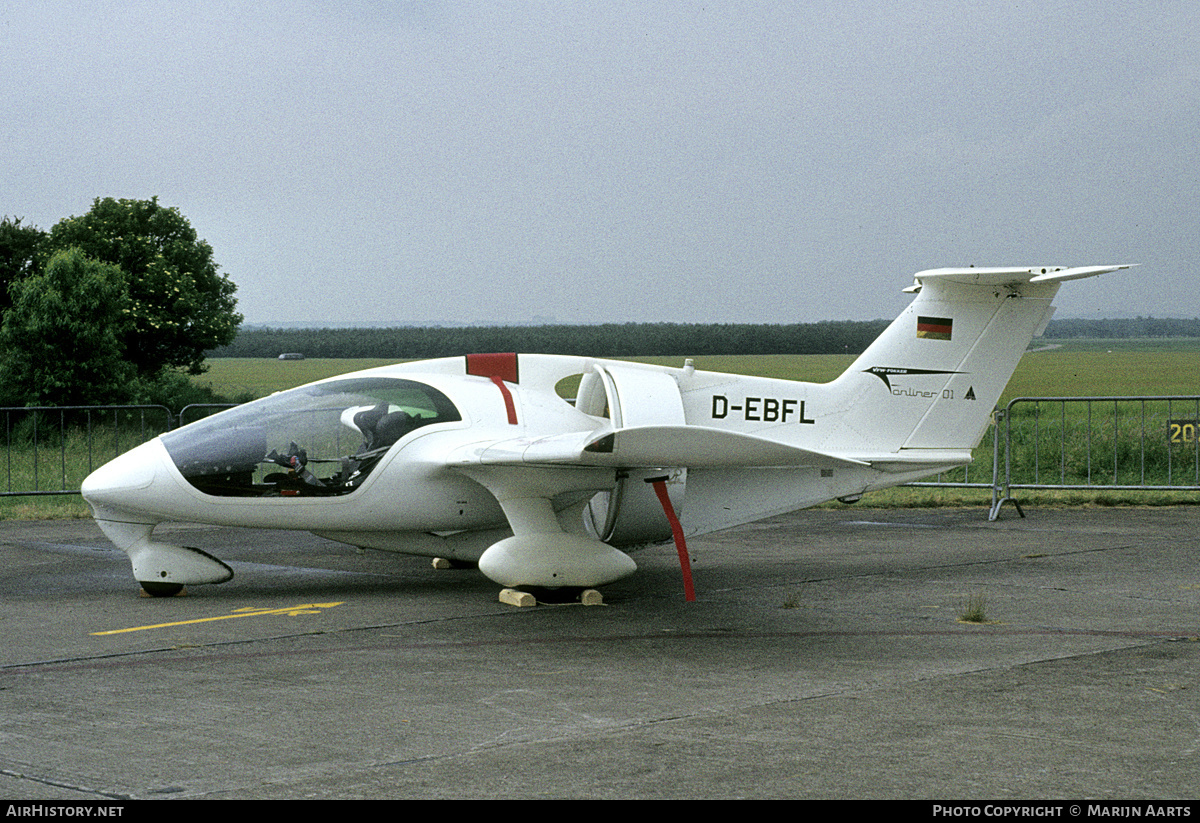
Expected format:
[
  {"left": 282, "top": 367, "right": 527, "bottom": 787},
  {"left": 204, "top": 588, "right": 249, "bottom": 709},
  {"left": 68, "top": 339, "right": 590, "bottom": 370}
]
[
  {"left": 849, "top": 449, "right": 975, "bottom": 474},
  {"left": 1028, "top": 264, "right": 1137, "bottom": 283},
  {"left": 909, "top": 264, "right": 1134, "bottom": 289}
]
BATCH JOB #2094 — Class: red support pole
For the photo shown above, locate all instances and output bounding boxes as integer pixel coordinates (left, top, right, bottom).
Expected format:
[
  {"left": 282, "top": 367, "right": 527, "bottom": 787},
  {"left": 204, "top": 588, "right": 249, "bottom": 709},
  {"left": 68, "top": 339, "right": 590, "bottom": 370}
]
[{"left": 648, "top": 477, "right": 696, "bottom": 602}]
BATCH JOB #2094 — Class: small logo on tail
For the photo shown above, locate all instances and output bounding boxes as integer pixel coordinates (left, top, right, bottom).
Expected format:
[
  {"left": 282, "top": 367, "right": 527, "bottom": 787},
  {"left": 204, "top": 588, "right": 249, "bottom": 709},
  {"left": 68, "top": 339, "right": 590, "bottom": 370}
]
[{"left": 864, "top": 366, "right": 961, "bottom": 390}]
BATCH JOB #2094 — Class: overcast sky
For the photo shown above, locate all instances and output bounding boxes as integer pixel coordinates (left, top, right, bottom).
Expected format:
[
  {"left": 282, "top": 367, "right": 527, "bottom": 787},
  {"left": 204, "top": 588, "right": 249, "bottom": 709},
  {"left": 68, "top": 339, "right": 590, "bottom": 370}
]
[{"left": 4, "top": 1, "right": 1197, "bottom": 326}]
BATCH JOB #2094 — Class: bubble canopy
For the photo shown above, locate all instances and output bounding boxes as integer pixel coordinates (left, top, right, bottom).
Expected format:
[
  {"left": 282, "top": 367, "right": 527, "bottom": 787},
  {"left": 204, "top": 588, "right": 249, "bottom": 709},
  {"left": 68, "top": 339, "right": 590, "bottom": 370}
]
[{"left": 160, "top": 377, "right": 461, "bottom": 497}]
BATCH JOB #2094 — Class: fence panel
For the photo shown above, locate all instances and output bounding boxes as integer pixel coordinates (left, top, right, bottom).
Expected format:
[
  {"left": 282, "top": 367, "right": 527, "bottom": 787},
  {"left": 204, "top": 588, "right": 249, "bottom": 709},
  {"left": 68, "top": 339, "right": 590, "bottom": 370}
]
[
  {"left": 2, "top": 406, "right": 172, "bottom": 496},
  {"left": 989, "top": 396, "right": 1200, "bottom": 519},
  {"left": 8, "top": 398, "right": 1200, "bottom": 508}
]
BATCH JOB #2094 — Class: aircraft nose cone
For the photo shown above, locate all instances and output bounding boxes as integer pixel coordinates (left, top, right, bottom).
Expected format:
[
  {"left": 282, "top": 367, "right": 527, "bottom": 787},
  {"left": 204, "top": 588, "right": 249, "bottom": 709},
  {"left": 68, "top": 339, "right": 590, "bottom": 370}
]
[{"left": 81, "top": 439, "right": 163, "bottom": 508}]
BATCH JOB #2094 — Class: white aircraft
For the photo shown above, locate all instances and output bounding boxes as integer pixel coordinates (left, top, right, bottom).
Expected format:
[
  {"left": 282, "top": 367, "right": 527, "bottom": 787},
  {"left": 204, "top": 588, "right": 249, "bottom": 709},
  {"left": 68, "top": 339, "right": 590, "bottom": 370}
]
[{"left": 82, "top": 265, "right": 1130, "bottom": 602}]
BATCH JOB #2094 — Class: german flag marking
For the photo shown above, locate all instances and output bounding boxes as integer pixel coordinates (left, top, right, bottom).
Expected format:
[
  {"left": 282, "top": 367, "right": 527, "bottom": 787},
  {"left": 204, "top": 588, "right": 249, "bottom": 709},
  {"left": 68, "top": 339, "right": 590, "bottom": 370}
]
[{"left": 917, "top": 315, "right": 953, "bottom": 340}]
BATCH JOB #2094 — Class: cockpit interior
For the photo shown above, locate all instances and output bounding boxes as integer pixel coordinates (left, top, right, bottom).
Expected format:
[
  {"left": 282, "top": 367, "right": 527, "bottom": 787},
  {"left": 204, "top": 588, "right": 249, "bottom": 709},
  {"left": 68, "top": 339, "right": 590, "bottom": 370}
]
[{"left": 160, "top": 377, "right": 461, "bottom": 497}]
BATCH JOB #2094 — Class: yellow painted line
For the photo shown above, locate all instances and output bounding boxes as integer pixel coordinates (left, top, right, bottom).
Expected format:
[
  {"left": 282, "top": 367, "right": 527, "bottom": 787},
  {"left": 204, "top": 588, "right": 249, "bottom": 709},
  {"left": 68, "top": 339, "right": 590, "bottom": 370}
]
[{"left": 91, "top": 602, "right": 345, "bottom": 635}]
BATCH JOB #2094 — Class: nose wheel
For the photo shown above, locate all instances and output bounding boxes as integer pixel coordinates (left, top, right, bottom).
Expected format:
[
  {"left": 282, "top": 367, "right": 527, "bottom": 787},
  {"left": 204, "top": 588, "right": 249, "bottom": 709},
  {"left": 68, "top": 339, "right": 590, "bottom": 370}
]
[
  {"left": 95, "top": 520, "right": 233, "bottom": 596},
  {"left": 139, "top": 581, "right": 185, "bottom": 597}
]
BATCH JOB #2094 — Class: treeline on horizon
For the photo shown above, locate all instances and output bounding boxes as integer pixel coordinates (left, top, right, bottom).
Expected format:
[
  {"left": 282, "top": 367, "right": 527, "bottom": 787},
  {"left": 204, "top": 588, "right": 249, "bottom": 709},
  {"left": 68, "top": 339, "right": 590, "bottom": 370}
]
[{"left": 208, "top": 317, "right": 1200, "bottom": 360}]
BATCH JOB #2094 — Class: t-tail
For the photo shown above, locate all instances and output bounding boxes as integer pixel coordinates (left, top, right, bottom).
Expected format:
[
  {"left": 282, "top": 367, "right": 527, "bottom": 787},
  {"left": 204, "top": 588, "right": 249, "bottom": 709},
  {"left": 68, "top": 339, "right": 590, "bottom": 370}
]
[{"left": 822, "top": 265, "right": 1133, "bottom": 458}]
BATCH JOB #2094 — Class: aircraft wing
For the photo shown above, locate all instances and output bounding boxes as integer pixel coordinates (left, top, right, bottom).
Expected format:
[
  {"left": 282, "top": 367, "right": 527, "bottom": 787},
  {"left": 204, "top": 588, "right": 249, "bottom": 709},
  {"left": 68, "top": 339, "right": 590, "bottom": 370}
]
[{"left": 448, "top": 425, "right": 870, "bottom": 470}]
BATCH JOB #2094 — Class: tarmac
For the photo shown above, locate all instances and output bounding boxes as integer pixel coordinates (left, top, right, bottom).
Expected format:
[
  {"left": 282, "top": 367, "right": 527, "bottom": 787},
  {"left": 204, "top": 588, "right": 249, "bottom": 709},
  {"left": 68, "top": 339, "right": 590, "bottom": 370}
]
[{"left": 1, "top": 505, "right": 1197, "bottom": 800}]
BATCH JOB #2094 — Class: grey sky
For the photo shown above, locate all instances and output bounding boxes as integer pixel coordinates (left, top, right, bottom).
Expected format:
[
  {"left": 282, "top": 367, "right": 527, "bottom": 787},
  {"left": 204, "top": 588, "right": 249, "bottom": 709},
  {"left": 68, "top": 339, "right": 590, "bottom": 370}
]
[{"left": 4, "top": 1, "right": 1197, "bottom": 326}]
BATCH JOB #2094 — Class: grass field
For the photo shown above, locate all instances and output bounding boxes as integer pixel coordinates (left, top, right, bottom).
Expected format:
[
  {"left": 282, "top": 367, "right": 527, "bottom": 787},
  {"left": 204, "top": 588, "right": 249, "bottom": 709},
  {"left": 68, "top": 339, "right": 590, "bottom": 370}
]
[
  {"left": 193, "top": 338, "right": 1200, "bottom": 405},
  {"left": 6, "top": 338, "right": 1199, "bottom": 520},
  {"left": 178, "top": 339, "right": 1200, "bottom": 510}
]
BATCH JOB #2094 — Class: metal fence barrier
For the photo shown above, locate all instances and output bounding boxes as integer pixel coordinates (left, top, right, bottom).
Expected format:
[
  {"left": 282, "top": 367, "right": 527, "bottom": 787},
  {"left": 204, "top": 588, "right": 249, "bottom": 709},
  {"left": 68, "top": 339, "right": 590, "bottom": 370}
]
[
  {"left": 987, "top": 395, "right": 1200, "bottom": 520},
  {"left": 6, "top": 398, "right": 1200, "bottom": 512},
  {"left": 2, "top": 404, "right": 236, "bottom": 497}
]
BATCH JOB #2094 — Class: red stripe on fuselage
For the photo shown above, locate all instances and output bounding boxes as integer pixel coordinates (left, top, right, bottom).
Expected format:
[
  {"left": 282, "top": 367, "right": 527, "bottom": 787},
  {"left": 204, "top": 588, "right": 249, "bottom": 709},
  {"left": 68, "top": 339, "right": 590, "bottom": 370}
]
[
  {"left": 465, "top": 354, "right": 519, "bottom": 424},
  {"left": 466, "top": 352, "right": 519, "bottom": 384},
  {"left": 490, "top": 375, "right": 518, "bottom": 425}
]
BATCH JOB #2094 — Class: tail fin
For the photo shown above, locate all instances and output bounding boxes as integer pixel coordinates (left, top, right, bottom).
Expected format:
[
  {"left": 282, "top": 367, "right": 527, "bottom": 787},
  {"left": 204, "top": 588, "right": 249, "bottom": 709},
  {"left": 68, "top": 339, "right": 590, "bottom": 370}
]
[{"left": 825, "top": 265, "right": 1132, "bottom": 454}]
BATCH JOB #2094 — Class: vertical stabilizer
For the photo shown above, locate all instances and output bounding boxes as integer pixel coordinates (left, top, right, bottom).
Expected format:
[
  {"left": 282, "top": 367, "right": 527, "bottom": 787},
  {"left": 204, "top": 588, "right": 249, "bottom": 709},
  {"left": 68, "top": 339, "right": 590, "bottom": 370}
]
[{"left": 824, "top": 265, "right": 1130, "bottom": 455}]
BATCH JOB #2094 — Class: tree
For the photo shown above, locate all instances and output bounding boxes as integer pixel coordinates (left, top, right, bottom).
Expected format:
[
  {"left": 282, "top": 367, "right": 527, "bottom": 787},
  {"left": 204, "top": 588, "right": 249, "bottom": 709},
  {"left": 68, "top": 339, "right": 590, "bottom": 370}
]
[
  {"left": 0, "top": 216, "right": 46, "bottom": 313},
  {"left": 44, "top": 197, "right": 241, "bottom": 376},
  {"left": 0, "top": 248, "right": 136, "bottom": 406}
]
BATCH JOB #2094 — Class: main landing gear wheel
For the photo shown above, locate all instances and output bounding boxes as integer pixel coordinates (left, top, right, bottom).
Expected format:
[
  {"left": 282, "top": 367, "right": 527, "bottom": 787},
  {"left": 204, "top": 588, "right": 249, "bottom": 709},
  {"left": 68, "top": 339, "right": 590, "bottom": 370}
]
[{"left": 139, "top": 581, "right": 184, "bottom": 597}]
